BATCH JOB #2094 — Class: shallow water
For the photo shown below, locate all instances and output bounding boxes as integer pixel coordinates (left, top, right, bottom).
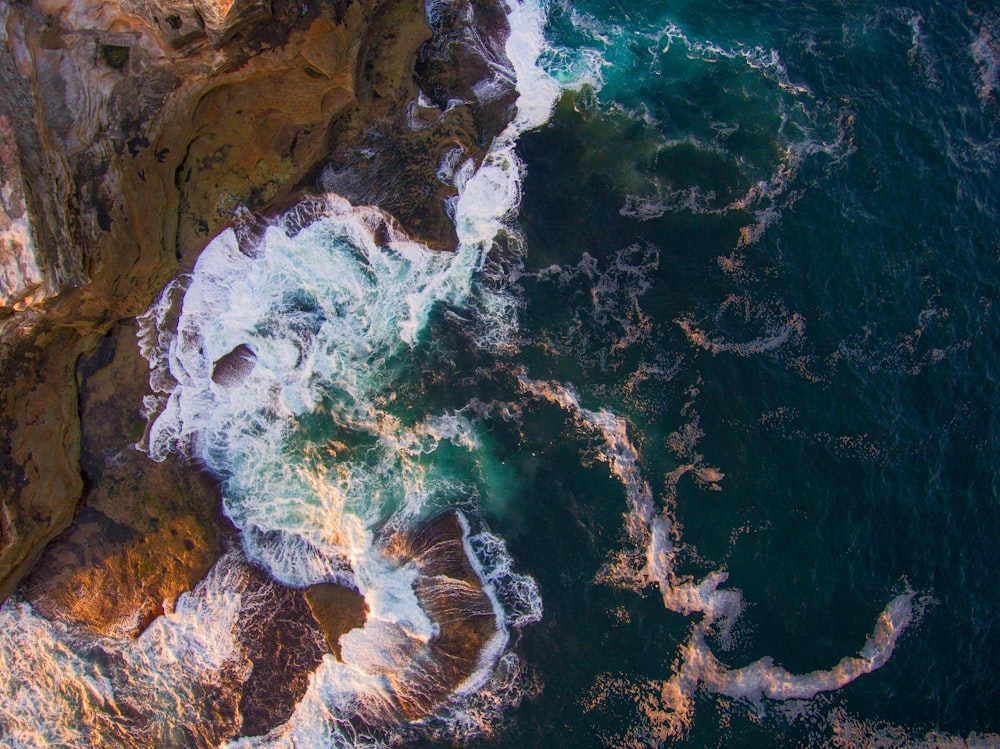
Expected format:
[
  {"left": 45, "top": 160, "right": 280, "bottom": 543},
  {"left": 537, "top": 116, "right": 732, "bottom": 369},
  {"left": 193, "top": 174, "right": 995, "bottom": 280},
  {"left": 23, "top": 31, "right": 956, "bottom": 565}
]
[{"left": 3, "top": 0, "right": 1000, "bottom": 746}]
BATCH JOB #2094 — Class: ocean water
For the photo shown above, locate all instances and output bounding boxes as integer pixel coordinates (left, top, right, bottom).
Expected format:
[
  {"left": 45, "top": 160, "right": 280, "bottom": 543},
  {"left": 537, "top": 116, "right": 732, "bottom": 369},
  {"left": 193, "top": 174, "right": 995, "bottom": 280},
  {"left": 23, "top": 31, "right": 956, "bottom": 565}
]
[{"left": 3, "top": 0, "right": 1000, "bottom": 746}]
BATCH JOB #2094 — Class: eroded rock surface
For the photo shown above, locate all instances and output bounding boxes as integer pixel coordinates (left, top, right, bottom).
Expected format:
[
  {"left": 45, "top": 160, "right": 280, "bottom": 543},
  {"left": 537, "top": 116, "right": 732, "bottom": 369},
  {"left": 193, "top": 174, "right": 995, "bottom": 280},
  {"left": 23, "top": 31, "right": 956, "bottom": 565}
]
[
  {"left": 0, "top": 115, "right": 44, "bottom": 309},
  {"left": 0, "top": 0, "right": 529, "bottom": 740},
  {"left": 22, "top": 321, "right": 229, "bottom": 637},
  {"left": 382, "top": 512, "right": 499, "bottom": 721},
  {"left": 0, "top": 0, "right": 518, "bottom": 631}
]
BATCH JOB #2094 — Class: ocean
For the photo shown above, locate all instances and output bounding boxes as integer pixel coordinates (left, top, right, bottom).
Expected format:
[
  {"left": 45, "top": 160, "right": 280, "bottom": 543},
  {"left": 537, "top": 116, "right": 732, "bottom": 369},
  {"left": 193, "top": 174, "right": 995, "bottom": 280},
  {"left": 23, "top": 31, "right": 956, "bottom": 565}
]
[{"left": 2, "top": 0, "right": 999, "bottom": 746}]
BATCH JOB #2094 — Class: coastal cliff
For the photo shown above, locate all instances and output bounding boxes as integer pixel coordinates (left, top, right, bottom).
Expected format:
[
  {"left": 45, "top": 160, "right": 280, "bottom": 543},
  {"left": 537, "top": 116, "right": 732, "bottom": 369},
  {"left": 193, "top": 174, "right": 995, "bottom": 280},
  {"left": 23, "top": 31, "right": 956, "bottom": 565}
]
[{"left": 0, "top": 0, "right": 515, "bottom": 615}]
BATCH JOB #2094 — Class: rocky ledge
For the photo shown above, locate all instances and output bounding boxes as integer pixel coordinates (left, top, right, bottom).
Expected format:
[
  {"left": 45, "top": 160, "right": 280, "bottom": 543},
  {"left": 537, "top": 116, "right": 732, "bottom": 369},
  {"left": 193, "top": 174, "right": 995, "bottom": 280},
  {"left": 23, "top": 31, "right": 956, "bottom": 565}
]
[{"left": 0, "top": 0, "right": 517, "bottom": 623}]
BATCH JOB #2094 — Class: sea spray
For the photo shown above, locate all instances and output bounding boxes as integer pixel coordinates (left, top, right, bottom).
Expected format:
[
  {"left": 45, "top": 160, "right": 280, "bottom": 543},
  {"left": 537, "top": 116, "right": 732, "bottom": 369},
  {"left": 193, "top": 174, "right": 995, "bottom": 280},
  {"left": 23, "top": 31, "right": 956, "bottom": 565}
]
[{"left": 0, "top": 552, "right": 256, "bottom": 749}]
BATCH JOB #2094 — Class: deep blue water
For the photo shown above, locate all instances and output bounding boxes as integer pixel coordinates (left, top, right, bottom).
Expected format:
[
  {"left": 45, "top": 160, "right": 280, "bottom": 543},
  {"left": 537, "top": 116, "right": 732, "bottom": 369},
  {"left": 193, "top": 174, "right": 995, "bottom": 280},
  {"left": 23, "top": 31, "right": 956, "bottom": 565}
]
[{"left": 445, "top": 0, "right": 1000, "bottom": 745}]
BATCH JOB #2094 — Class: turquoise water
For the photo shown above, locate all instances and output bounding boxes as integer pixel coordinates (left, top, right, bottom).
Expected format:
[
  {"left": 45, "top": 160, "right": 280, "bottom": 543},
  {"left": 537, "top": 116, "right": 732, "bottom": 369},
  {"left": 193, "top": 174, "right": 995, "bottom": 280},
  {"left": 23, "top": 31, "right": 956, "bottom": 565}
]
[
  {"left": 468, "top": 0, "right": 1000, "bottom": 745},
  {"left": 2, "top": 0, "right": 999, "bottom": 746}
]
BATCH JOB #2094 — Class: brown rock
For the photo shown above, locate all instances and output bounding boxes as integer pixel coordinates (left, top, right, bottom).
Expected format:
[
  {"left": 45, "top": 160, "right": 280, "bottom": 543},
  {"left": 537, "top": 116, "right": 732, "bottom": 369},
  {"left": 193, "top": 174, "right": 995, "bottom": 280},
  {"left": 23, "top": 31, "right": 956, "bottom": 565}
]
[
  {"left": 382, "top": 511, "right": 499, "bottom": 721},
  {"left": 171, "top": 9, "right": 363, "bottom": 260},
  {"left": 305, "top": 581, "right": 369, "bottom": 659},
  {"left": 0, "top": 324, "right": 87, "bottom": 604},
  {"left": 22, "top": 321, "right": 230, "bottom": 637}
]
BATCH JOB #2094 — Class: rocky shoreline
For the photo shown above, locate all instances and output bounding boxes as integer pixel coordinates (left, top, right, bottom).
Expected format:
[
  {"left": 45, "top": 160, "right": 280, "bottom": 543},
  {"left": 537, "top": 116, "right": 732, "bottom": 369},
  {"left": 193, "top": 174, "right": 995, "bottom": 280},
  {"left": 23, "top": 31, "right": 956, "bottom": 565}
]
[{"left": 0, "top": 0, "right": 515, "bottom": 656}]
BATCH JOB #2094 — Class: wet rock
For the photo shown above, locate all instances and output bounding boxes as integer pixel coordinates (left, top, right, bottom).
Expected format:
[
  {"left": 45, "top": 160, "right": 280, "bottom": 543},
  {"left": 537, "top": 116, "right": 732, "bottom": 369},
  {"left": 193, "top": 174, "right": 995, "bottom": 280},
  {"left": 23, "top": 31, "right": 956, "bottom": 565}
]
[
  {"left": 416, "top": 0, "right": 518, "bottom": 141},
  {"left": 22, "top": 321, "right": 229, "bottom": 637},
  {"left": 382, "top": 511, "right": 499, "bottom": 720},
  {"left": 314, "top": 0, "right": 518, "bottom": 251},
  {"left": 43, "top": 551, "right": 332, "bottom": 748},
  {"left": 0, "top": 0, "right": 522, "bottom": 611},
  {"left": 305, "top": 582, "right": 369, "bottom": 660},
  {"left": 212, "top": 343, "right": 256, "bottom": 388},
  {"left": 237, "top": 564, "right": 330, "bottom": 738}
]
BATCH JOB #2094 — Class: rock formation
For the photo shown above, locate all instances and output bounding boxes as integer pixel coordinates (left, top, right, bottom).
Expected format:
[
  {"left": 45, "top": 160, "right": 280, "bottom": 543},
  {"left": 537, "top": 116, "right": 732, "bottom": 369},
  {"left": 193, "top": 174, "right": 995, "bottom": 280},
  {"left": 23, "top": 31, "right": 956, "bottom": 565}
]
[
  {"left": 21, "top": 320, "right": 229, "bottom": 638},
  {"left": 381, "top": 512, "right": 500, "bottom": 720},
  {"left": 0, "top": 0, "right": 515, "bottom": 616}
]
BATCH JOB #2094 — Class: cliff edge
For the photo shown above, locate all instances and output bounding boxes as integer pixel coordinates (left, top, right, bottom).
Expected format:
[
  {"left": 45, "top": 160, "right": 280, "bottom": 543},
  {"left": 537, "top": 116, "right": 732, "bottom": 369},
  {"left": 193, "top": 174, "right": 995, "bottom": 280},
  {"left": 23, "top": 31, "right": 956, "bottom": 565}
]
[{"left": 0, "top": 0, "right": 515, "bottom": 606}]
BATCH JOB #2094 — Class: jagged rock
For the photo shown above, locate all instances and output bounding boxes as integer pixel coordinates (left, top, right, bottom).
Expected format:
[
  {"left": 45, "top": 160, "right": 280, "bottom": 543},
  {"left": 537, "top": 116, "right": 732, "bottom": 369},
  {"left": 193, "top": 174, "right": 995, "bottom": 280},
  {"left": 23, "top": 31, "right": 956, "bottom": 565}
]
[
  {"left": 170, "top": 8, "right": 364, "bottom": 258},
  {"left": 0, "top": 0, "right": 520, "bottom": 616},
  {"left": 0, "top": 5, "right": 87, "bottom": 307},
  {"left": 195, "top": 0, "right": 273, "bottom": 47},
  {"left": 22, "top": 321, "right": 229, "bottom": 637},
  {"left": 416, "top": 0, "right": 518, "bottom": 142},
  {"left": 0, "top": 0, "right": 425, "bottom": 604}
]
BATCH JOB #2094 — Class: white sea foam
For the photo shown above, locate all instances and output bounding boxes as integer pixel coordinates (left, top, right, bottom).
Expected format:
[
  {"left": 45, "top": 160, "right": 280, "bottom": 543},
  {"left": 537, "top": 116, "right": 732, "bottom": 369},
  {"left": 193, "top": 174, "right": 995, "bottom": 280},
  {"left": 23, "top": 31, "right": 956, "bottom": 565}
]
[
  {"left": 537, "top": 2, "right": 855, "bottom": 256},
  {"left": 0, "top": 552, "right": 253, "bottom": 749},
  {"left": 971, "top": 26, "right": 998, "bottom": 103},
  {"left": 128, "top": 0, "right": 559, "bottom": 742},
  {"left": 822, "top": 706, "right": 1000, "bottom": 748},
  {"left": 141, "top": 196, "right": 503, "bottom": 587},
  {"left": 453, "top": 0, "right": 561, "bottom": 252},
  {"left": 711, "top": 588, "right": 915, "bottom": 701},
  {"left": 518, "top": 370, "right": 922, "bottom": 742},
  {"left": 677, "top": 310, "right": 807, "bottom": 357},
  {"left": 469, "top": 529, "right": 543, "bottom": 630},
  {"left": 2, "top": 0, "right": 560, "bottom": 742}
]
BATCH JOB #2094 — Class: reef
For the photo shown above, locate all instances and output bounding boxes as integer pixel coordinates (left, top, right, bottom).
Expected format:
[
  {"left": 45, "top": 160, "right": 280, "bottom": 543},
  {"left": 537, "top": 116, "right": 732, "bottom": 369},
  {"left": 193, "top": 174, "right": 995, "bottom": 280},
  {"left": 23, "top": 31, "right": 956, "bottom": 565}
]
[{"left": 0, "top": 0, "right": 516, "bottom": 640}]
